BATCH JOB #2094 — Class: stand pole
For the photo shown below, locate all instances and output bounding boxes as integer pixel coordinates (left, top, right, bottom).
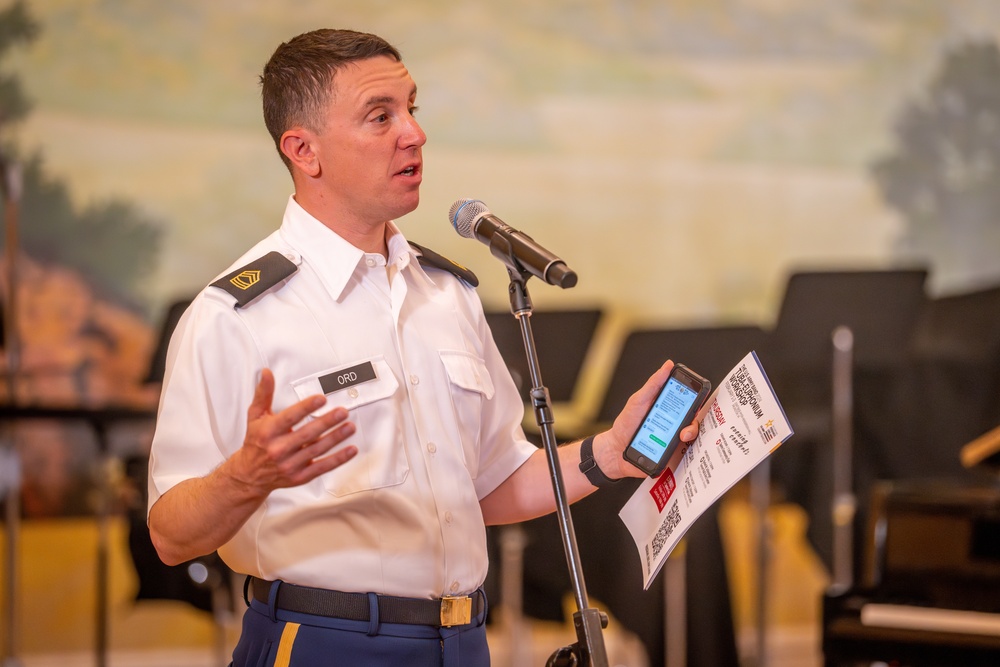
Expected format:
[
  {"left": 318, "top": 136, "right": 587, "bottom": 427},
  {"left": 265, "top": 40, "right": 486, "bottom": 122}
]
[
  {"left": 663, "top": 543, "right": 686, "bottom": 667},
  {"left": 1, "top": 157, "right": 23, "bottom": 667},
  {"left": 749, "top": 459, "right": 771, "bottom": 667},
  {"left": 1, "top": 442, "right": 20, "bottom": 667},
  {"left": 830, "top": 327, "right": 855, "bottom": 593},
  {"left": 502, "top": 270, "right": 609, "bottom": 667}
]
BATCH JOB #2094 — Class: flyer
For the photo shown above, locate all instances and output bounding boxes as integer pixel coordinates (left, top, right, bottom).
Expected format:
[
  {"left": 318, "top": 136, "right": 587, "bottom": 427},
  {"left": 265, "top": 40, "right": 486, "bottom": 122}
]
[{"left": 618, "top": 351, "right": 793, "bottom": 589}]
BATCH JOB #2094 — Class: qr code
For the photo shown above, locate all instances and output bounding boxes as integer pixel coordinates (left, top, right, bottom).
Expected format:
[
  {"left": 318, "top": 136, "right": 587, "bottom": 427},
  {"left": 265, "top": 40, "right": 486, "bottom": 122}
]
[
  {"left": 758, "top": 423, "right": 778, "bottom": 444},
  {"left": 651, "top": 501, "right": 681, "bottom": 560}
]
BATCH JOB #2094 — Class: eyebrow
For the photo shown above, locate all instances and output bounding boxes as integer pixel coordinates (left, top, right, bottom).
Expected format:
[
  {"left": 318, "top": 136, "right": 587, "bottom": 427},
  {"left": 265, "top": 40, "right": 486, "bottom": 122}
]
[{"left": 362, "top": 87, "right": 418, "bottom": 111}]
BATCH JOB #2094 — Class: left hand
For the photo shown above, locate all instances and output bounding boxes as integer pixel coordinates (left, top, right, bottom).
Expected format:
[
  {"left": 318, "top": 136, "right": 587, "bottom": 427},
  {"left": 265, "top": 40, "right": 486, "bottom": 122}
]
[{"left": 592, "top": 359, "right": 702, "bottom": 480}]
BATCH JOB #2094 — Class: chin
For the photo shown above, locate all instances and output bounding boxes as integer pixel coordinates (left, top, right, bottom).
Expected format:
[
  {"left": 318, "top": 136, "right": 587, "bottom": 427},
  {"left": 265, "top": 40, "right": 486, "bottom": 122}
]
[{"left": 394, "top": 196, "right": 420, "bottom": 218}]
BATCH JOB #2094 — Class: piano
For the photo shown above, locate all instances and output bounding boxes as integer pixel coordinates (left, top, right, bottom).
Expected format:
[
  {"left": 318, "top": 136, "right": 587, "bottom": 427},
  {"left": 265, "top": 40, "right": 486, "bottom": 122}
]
[{"left": 823, "top": 478, "right": 1000, "bottom": 666}]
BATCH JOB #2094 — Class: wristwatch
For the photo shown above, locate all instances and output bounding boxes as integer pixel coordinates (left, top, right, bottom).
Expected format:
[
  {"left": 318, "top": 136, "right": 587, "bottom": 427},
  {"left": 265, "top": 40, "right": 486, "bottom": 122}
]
[{"left": 578, "top": 436, "right": 618, "bottom": 488}]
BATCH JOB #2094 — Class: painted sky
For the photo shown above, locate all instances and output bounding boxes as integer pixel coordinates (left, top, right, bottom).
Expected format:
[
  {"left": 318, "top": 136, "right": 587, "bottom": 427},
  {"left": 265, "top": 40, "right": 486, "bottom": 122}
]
[{"left": 6, "top": 0, "right": 1000, "bottom": 322}]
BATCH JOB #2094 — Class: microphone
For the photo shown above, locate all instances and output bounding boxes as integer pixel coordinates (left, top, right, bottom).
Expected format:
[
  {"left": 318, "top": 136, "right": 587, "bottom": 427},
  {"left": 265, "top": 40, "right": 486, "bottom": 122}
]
[{"left": 448, "top": 199, "right": 577, "bottom": 288}]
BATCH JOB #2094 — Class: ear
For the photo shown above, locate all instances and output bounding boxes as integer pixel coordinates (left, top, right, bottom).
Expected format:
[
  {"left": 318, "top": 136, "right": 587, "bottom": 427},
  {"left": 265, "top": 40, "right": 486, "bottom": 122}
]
[{"left": 280, "top": 128, "right": 321, "bottom": 177}]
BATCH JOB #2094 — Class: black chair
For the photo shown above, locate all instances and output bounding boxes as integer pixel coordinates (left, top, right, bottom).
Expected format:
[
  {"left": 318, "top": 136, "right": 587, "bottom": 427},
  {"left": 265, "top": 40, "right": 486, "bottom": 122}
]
[
  {"left": 884, "top": 283, "right": 1000, "bottom": 471},
  {"left": 516, "top": 324, "right": 766, "bottom": 667},
  {"left": 125, "top": 297, "right": 235, "bottom": 618},
  {"left": 142, "top": 298, "right": 193, "bottom": 384},
  {"left": 858, "top": 283, "right": 1000, "bottom": 487}
]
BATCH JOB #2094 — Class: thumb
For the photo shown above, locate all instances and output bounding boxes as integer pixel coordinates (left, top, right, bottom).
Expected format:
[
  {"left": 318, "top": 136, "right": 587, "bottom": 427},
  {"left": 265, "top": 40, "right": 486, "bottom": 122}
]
[{"left": 248, "top": 368, "right": 276, "bottom": 421}]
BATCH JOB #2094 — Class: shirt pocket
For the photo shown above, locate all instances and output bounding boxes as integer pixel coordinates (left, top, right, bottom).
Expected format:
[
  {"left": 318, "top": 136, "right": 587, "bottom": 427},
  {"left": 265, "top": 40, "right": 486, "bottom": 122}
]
[
  {"left": 290, "top": 356, "right": 406, "bottom": 496},
  {"left": 440, "top": 350, "right": 495, "bottom": 478}
]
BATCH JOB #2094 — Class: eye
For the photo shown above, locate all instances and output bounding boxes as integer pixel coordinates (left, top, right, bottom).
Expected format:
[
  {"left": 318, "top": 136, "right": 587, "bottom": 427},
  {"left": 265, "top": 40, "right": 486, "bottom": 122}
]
[
  {"left": 409, "top": 105, "right": 420, "bottom": 117},
  {"left": 373, "top": 113, "right": 388, "bottom": 123}
]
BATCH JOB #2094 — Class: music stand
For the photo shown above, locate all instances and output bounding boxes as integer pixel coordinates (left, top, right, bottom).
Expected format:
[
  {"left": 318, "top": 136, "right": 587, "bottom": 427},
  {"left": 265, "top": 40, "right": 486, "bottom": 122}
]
[
  {"left": 485, "top": 308, "right": 603, "bottom": 405},
  {"left": 594, "top": 325, "right": 768, "bottom": 425},
  {"left": 764, "top": 269, "right": 928, "bottom": 598},
  {"left": 764, "top": 269, "right": 928, "bottom": 381},
  {"left": 483, "top": 308, "right": 605, "bottom": 663}
]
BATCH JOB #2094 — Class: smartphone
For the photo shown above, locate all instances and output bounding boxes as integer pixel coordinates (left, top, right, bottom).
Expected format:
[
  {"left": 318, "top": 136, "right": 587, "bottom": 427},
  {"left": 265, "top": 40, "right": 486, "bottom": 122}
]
[{"left": 622, "top": 363, "right": 711, "bottom": 477}]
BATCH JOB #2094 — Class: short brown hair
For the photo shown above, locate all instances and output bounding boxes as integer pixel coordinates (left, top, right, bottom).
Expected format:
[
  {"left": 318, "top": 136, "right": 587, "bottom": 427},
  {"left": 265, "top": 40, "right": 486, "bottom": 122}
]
[{"left": 260, "top": 29, "right": 402, "bottom": 170}]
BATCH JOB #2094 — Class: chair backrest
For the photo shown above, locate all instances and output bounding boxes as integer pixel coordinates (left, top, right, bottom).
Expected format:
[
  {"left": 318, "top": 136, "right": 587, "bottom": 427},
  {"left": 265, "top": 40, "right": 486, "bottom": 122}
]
[
  {"left": 485, "top": 308, "right": 603, "bottom": 403},
  {"left": 911, "top": 283, "right": 1000, "bottom": 363},
  {"left": 143, "top": 298, "right": 193, "bottom": 384},
  {"left": 595, "top": 325, "right": 768, "bottom": 424}
]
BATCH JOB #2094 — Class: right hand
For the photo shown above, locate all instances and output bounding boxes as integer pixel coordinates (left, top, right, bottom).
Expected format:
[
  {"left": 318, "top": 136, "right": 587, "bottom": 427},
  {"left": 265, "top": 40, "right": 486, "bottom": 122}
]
[{"left": 226, "top": 368, "right": 358, "bottom": 496}]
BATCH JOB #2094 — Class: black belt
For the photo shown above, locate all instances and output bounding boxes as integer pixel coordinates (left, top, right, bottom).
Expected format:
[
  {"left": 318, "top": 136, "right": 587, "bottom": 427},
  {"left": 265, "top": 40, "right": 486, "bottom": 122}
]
[{"left": 249, "top": 577, "right": 484, "bottom": 627}]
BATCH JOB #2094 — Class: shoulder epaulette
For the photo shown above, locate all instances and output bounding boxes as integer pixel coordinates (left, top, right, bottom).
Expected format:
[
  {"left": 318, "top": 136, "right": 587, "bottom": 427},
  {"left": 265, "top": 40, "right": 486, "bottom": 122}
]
[
  {"left": 209, "top": 251, "right": 298, "bottom": 307},
  {"left": 409, "top": 241, "right": 479, "bottom": 287}
]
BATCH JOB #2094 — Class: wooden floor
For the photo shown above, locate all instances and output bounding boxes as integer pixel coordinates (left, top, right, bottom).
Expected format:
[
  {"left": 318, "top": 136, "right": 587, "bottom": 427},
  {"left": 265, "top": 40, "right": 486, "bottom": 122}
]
[{"left": 2, "top": 491, "right": 829, "bottom": 667}]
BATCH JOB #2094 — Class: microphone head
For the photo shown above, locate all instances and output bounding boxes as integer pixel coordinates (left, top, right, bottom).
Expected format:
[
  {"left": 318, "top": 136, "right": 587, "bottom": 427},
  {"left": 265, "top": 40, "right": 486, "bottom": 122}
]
[{"left": 449, "top": 199, "right": 490, "bottom": 239}]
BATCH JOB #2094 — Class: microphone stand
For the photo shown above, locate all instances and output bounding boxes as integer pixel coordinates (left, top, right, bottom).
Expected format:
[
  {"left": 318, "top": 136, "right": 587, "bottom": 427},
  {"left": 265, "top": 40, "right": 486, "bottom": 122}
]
[{"left": 487, "top": 234, "right": 609, "bottom": 667}]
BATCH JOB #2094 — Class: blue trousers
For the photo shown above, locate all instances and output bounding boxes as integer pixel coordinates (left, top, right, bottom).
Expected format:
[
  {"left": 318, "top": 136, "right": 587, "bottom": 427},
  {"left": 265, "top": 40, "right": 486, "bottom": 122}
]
[{"left": 229, "top": 585, "right": 491, "bottom": 667}]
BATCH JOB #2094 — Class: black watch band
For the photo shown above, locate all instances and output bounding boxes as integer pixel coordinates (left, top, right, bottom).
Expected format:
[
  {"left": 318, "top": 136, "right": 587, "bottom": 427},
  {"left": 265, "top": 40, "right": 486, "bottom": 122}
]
[{"left": 578, "top": 436, "right": 618, "bottom": 488}]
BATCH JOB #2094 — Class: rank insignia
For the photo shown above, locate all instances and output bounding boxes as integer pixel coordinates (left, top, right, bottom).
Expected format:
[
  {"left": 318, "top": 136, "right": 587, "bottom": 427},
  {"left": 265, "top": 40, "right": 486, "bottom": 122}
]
[{"left": 210, "top": 251, "right": 297, "bottom": 307}]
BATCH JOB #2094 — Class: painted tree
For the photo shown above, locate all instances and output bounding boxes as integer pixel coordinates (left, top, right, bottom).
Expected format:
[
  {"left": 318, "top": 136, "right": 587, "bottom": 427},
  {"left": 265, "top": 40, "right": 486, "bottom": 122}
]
[
  {"left": 0, "top": 0, "right": 162, "bottom": 310},
  {"left": 873, "top": 40, "right": 1000, "bottom": 292}
]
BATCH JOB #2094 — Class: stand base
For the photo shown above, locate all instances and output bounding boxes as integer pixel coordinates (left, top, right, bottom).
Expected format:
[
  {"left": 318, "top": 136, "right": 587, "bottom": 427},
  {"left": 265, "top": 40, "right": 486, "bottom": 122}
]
[{"left": 546, "top": 608, "right": 610, "bottom": 667}]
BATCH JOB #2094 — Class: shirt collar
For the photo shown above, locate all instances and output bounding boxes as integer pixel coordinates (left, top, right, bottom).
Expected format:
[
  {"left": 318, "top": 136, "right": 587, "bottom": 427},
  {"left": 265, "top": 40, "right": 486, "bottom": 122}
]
[
  {"left": 277, "top": 196, "right": 426, "bottom": 299},
  {"left": 387, "top": 220, "right": 440, "bottom": 293}
]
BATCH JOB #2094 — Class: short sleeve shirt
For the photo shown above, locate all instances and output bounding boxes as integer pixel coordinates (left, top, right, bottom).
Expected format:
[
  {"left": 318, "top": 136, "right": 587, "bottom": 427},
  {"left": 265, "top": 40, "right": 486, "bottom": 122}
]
[{"left": 148, "top": 196, "right": 536, "bottom": 599}]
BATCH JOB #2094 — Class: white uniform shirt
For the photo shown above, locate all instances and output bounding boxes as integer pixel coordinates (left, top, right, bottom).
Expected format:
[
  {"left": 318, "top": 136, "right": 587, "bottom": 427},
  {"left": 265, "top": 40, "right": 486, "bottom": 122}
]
[{"left": 148, "top": 196, "right": 536, "bottom": 599}]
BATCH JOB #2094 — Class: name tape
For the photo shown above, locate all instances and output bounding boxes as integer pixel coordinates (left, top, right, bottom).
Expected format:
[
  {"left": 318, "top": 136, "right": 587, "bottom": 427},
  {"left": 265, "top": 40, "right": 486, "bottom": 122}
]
[{"left": 319, "top": 361, "right": 377, "bottom": 394}]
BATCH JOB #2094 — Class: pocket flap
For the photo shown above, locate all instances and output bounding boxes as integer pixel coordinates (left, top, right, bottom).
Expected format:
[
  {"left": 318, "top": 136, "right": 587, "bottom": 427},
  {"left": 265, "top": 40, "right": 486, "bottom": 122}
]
[
  {"left": 291, "top": 356, "right": 398, "bottom": 415},
  {"left": 440, "top": 350, "right": 495, "bottom": 399}
]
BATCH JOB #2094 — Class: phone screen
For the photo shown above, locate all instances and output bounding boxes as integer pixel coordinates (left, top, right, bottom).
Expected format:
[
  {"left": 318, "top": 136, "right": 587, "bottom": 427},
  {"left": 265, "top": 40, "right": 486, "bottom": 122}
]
[{"left": 627, "top": 376, "right": 700, "bottom": 466}]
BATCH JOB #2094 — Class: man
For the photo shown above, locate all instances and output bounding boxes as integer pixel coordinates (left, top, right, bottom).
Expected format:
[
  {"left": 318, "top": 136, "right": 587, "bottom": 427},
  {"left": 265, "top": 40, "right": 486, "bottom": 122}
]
[{"left": 147, "top": 28, "right": 698, "bottom": 665}]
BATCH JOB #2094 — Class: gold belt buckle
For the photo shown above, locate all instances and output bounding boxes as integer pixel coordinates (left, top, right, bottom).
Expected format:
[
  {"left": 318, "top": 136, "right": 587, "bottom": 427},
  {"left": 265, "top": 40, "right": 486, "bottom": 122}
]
[{"left": 440, "top": 595, "right": 472, "bottom": 627}]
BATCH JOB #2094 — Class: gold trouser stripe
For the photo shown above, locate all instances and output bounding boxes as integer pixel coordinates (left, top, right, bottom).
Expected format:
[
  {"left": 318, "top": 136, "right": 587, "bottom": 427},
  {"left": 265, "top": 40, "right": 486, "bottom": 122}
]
[{"left": 274, "top": 622, "right": 300, "bottom": 667}]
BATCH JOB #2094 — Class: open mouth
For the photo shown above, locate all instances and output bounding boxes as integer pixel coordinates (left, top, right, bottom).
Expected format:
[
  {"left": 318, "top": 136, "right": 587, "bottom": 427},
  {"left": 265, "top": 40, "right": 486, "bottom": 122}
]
[{"left": 399, "top": 165, "right": 418, "bottom": 176}]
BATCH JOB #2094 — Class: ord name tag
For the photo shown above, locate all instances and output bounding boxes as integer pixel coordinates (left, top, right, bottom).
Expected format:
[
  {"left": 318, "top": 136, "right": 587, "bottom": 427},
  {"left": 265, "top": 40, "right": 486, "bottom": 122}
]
[{"left": 319, "top": 361, "right": 377, "bottom": 394}]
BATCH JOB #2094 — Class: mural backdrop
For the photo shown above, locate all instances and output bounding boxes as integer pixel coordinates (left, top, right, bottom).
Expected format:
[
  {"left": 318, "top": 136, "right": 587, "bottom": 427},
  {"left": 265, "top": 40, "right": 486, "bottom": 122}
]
[{"left": 1, "top": 0, "right": 999, "bottom": 515}]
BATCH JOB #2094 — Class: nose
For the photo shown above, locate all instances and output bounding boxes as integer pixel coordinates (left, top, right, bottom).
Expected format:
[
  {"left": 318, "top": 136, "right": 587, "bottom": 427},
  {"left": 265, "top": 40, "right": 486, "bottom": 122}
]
[{"left": 400, "top": 113, "right": 426, "bottom": 149}]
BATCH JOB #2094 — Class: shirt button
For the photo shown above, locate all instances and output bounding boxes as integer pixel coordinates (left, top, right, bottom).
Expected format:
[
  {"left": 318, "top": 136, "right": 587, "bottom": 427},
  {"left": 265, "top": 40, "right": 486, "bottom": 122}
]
[
  {"left": 365, "top": 257, "right": 377, "bottom": 267},
  {"left": 348, "top": 388, "right": 359, "bottom": 399},
  {"left": 450, "top": 581, "right": 459, "bottom": 593},
  {"left": 444, "top": 511, "right": 453, "bottom": 524},
  {"left": 427, "top": 442, "right": 437, "bottom": 454},
  {"left": 409, "top": 374, "right": 419, "bottom": 385}
]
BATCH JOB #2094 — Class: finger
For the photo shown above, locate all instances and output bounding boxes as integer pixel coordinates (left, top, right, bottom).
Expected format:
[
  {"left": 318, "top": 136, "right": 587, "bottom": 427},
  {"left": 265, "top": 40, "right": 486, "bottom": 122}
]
[
  {"left": 299, "top": 405, "right": 351, "bottom": 437},
  {"left": 629, "top": 359, "right": 675, "bottom": 408},
  {"left": 680, "top": 420, "right": 701, "bottom": 442},
  {"left": 247, "top": 368, "right": 276, "bottom": 421},
  {"left": 288, "top": 443, "right": 359, "bottom": 486},
  {"left": 262, "top": 403, "right": 350, "bottom": 468},
  {"left": 265, "top": 393, "right": 330, "bottom": 437},
  {"left": 285, "top": 422, "right": 358, "bottom": 478},
  {"left": 282, "top": 408, "right": 357, "bottom": 458},
  {"left": 310, "top": 438, "right": 359, "bottom": 472}
]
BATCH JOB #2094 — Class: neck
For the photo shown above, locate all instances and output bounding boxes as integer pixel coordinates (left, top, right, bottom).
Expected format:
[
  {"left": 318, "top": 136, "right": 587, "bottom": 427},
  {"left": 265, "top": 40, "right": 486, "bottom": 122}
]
[{"left": 292, "top": 193, "right": 389, "bottom": 257}]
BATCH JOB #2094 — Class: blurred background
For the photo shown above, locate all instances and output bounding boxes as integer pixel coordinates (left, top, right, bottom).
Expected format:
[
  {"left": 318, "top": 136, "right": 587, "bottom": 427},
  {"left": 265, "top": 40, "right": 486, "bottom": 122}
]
[{"left": 1, "top": 1, "right": 999, "bottom": 665}]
